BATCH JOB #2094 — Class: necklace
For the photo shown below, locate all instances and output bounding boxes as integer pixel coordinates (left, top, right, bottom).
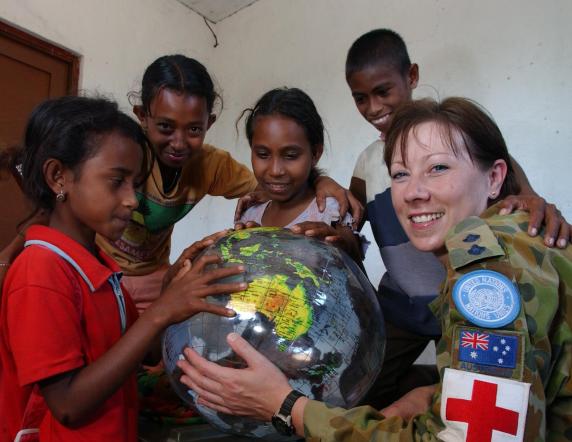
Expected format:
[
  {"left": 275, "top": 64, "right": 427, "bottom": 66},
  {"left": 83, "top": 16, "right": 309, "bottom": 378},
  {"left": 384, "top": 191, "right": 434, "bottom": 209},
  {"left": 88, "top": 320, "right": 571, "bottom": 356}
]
[{"left": 153, "top": 165, "right": 181, "bottom": 196}]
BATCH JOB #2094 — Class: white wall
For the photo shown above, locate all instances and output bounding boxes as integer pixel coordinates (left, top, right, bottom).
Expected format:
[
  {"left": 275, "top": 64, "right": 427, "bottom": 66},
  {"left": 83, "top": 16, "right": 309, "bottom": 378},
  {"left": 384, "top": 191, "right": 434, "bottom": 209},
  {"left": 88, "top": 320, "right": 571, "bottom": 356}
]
[
  {"left": 0, "top": 0, "right": 215, "bottom": 113},
  {"left": 175, "top": 0, "right": 572, "bottom": 287},
  {"left": 2, "top": 0, "right": 571, "bottom": 287}
]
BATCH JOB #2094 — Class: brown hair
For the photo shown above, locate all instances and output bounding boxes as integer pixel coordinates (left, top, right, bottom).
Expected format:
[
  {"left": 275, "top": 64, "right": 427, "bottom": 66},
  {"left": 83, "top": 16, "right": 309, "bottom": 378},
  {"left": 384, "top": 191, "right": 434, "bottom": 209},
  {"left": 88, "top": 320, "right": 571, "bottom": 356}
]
[{"left": 384, "top": 97, "right": 520, "bottom": 203}]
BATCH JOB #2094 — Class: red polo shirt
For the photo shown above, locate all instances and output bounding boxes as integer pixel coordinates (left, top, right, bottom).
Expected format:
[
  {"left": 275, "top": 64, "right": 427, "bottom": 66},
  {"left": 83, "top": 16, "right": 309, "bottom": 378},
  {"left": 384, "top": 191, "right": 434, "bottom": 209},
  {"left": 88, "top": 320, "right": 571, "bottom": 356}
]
[{"left": 0, "top": 226, "right": 138, "bottom": 441}]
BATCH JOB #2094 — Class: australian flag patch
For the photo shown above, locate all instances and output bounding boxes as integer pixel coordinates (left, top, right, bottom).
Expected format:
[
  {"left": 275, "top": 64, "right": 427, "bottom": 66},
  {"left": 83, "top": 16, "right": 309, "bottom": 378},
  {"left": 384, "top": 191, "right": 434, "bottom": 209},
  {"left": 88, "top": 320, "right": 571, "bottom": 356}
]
[{"left": 452, "top": 326, "right": 525, "bottom": 381}]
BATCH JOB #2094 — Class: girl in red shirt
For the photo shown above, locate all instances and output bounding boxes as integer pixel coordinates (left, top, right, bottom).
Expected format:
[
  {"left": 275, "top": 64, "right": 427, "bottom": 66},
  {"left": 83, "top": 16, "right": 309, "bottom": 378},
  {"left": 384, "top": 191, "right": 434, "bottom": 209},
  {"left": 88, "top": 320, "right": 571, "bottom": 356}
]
[{"left": 0, "top": 96, "right": 245, "bottom": 441}]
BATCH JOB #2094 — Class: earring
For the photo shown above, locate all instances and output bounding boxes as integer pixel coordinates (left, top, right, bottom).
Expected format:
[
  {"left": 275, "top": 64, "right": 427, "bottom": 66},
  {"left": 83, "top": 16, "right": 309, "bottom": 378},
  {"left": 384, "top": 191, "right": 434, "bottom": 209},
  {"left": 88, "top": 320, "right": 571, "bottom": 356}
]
[
  {"left": 490, "top": 191, "right": 497, "bottom": 198},
  {"left": 56, "top": 188, "right": 66, "bottom": 202}
]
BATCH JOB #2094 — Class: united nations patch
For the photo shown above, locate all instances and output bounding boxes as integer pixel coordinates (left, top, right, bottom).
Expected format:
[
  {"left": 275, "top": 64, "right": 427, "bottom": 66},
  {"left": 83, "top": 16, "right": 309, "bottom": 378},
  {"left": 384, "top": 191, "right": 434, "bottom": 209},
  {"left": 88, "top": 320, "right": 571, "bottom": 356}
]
[{"left": 452, "top": 270, "right": 520, "bottom": 328}]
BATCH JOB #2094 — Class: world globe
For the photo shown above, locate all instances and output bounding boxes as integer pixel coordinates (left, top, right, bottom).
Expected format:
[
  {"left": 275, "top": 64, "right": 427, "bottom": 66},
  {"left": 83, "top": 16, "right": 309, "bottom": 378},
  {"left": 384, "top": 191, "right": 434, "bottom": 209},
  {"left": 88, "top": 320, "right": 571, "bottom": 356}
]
[{"left": 163, "top": 227, "right": 385, "bottom": 439}]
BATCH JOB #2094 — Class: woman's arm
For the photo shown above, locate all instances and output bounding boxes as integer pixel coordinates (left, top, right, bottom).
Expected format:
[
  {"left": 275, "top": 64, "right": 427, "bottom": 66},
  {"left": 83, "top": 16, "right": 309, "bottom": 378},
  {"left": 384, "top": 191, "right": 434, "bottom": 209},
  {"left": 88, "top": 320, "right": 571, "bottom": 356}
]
[
  {"left": 179, "top": 333, "right": 307, "bottom": 436},
  {"left": 178, "top": 333, "right": 431, "bottom": 441}
]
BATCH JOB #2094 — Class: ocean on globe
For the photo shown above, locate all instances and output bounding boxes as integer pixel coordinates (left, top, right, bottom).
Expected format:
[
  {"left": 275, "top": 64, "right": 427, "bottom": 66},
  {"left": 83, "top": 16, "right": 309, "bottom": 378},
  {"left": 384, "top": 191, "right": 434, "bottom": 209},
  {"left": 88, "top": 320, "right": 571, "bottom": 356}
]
[{"left": 163, "top": 227, "right": 385, "bottom": 439}]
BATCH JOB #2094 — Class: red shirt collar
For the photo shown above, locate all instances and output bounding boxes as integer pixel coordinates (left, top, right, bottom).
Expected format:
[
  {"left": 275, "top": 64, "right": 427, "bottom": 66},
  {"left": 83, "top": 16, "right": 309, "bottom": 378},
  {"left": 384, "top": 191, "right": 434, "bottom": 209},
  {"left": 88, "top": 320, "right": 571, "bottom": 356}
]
[{"left": 25, "top": 225, "right": 122, "bottom": 291}]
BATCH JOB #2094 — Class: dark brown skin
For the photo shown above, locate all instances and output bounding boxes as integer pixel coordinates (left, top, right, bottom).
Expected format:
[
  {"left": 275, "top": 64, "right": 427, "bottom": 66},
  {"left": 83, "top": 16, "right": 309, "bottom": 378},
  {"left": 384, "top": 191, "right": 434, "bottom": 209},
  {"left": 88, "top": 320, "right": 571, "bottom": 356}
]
[
  {"left": 234, "top": 219, "right": 363, "bottom": 267},
  {"left": 498, "top": 158, "right": 570, "bottom": 248},
  {"left": 38, "top": 249, "right": 246, "bottom": 427}
]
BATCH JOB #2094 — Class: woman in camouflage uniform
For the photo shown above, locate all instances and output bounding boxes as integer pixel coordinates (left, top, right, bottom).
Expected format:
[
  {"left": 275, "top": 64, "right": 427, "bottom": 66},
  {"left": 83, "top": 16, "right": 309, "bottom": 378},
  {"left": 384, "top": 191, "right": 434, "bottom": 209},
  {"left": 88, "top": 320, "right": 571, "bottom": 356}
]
[{"left": 177, "top": 97, "right": 572, "bottom": 441}]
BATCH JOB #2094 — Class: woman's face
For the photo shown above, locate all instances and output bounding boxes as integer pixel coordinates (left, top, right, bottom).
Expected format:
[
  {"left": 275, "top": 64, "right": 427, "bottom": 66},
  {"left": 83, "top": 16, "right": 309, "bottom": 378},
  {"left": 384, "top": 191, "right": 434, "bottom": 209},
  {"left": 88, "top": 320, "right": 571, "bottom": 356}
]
[{"left": 390, "top": 121, "right": 504, "bottom": 258}]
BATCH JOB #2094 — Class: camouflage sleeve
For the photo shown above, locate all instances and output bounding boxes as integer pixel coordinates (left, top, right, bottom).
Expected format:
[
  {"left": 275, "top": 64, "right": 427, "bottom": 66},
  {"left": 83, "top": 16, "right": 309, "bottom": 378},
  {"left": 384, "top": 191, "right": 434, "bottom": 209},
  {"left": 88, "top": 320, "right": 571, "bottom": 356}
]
[
  {"left": 303, "top": 400, "right": 442, "bottom": 441},
  {"left": 441, "top": 209, "right": 572, "bottom": 440},
  {"left": 544, "top": 247, "right": 572, "bottom": 440},
  {"left": 546, "top": 340, "right": 572, "bottom": 440},
  {"left": 302, "top": 209, "right": 572, "bottom": 441}
]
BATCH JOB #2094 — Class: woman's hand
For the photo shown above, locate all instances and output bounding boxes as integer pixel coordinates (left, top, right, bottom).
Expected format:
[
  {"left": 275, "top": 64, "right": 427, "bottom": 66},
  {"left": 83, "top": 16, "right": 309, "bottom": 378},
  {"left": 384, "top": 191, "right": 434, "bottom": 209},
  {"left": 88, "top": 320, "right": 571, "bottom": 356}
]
[
  {"left": 162, "top": 230, "right": 231, "bottom": 290},
  {"left": 498, "top": 195, "right": 570, "bottom": 248},
  {"left": 178, "top": 332, "right": 292, "bottom": 422},
  {"left": 314, "top": 176, "right": 363, "bottom": 227},
  {"left": 380, "top": 384, "right": 437, "bottom": 420},
  {"left": 234, "top": 191, "right": 271, "bottom": 222}
]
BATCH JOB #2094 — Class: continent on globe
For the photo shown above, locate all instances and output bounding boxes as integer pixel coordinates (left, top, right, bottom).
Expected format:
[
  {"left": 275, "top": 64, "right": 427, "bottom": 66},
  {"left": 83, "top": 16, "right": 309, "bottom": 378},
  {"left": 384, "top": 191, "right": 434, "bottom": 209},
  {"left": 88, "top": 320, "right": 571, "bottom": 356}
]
[
  {"left": 229, "top": 274, "right": 313, "bottom": 343},
  {"left": 163, "top": 227, "right": 385, "bottom": 440}
]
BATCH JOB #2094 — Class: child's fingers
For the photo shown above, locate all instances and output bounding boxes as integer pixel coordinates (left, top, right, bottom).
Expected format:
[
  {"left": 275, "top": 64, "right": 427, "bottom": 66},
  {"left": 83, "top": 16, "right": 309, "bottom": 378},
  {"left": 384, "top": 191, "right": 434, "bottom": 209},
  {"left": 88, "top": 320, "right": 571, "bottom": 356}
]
[
  {"left": 315, "top": 188, "right": 327, "bottom": 212},
  {"left": 175, "top": 240, "right": 214, "bottom": 268},
  {"left": 197, "top": 301, "right": 236, "bottom": 318},
  {"left": 346, "top": 190, "right": 364, "bottom": 225},
  {"left": 172, "top": 259, "right": 191, "bottom": 282},
  {"left": 189, "top": 254, "right": 224, "bottom": 273},
  {"left": 556, "top": 221, "right": 571, "bottom": 248},
  {"left": 234, "top": 195, "right": 252, "bottom": 222},
  {"left": 197, "top": 264, "right": 246, "bottom": 284},
  {"left": 497, "top": 198, "right": 517, "bottom": 216},
  {"left": 541, "top": 203, "right": 563, "bottom": 247},
  {"left": 194, "top": 281, "right": 247, "bottom": 298}
]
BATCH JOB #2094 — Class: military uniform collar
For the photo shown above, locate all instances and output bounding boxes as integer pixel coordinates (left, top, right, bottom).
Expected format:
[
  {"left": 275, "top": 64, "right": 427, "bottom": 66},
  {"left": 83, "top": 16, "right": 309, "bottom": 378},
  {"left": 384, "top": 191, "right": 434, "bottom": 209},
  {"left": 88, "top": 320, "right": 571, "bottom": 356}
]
[{"left": 445, "top": 205, "right": 506, "bottom": 270}]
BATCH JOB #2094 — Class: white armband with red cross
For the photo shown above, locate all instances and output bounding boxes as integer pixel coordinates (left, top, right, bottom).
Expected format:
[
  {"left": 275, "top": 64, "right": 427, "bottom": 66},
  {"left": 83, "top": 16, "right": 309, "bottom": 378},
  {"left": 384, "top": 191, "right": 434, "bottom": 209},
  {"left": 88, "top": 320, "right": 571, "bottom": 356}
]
[{"left": 438, "top": 368, "right": 530, "bottom": 442}]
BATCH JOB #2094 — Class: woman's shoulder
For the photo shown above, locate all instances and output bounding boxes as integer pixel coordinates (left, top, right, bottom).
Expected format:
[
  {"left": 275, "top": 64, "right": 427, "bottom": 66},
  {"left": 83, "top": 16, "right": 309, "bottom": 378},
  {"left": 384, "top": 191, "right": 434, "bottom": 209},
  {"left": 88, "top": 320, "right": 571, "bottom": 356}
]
[{"left": 445, "top": 208, "right": 571, "bottom": 272}]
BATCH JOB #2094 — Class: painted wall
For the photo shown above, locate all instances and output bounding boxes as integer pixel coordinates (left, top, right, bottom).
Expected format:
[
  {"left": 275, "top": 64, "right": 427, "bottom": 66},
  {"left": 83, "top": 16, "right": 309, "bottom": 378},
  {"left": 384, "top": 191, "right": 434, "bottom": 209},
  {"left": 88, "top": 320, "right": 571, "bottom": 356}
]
[
  {"left": 2, "top": 0, "right": 571, "bottom": 287},
  {"left": 0, "top": 0, "right": 215, "bottom": 113},
  {"left": 179, "top": 0, "right": 572, "bottom": 287}
]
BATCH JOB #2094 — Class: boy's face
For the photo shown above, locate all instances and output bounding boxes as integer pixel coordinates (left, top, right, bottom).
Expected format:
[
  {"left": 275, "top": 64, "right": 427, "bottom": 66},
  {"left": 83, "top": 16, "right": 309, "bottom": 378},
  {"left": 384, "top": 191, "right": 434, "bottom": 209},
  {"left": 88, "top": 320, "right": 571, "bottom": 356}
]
[{"left": 347, "top": 63, "right": 418, "bottom": 135}]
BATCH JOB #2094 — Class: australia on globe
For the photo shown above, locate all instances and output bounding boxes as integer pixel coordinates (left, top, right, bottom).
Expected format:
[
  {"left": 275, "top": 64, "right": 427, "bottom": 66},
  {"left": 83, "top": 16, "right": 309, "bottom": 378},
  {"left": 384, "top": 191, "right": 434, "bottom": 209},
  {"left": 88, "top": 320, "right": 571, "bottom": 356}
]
[{"left": 163, "top": 227, "right": 385, "bottom": 439}]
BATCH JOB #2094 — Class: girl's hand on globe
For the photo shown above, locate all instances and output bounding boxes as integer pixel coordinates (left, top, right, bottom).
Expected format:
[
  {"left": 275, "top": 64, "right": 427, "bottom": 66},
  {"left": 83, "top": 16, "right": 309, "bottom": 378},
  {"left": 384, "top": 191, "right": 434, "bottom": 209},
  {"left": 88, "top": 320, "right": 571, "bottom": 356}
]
[
  {"left": 162, "top": 229, "right": 232, "bottom": 290},
  {"left": 290, "top": 222, "right": 364, "bottom": 263},
  {"left": 234, "top": 220, "right": 261, "bottom": 230},
  {"left": 178, "top": 332, "right": 296, "bottom": 422},
  {"left": 380, "top": 384, "right": 437, "bottom": 420},
  {"left": 149, "top": 254, "right": 246, "bottom": 327},
  {"left": 290, "top": 221, "right": 341, "bottom": 243}
]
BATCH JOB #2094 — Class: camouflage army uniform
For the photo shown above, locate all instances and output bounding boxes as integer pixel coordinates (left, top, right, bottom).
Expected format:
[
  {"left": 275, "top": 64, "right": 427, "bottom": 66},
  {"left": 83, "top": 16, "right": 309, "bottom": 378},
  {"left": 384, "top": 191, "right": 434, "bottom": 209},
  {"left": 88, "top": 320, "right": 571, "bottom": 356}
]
[{"left": 303, "top": 207, "right": 572, "bottom": 441}]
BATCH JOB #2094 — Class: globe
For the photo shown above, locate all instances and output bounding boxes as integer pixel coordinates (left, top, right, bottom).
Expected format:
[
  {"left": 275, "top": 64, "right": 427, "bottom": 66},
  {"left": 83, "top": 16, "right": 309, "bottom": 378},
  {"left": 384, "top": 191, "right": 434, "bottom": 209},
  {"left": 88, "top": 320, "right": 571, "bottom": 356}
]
[{"left": 163, "top": 227, "right": 385, "bottom": 439}]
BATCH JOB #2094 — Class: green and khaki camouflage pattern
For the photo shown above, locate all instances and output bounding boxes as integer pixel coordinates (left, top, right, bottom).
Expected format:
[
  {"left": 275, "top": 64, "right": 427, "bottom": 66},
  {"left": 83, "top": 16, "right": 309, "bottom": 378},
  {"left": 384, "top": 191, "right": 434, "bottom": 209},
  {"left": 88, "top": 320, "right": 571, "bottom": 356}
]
[{"left": 304, "top": 207, "right": 572, "bottom": 441}]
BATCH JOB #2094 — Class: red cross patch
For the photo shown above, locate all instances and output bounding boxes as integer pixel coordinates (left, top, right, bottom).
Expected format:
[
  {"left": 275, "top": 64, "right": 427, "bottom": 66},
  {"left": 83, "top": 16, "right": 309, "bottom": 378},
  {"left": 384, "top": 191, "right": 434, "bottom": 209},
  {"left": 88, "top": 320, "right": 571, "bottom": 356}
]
[{"left": 439, "top": 368, "right": 530, "bottom": 442}]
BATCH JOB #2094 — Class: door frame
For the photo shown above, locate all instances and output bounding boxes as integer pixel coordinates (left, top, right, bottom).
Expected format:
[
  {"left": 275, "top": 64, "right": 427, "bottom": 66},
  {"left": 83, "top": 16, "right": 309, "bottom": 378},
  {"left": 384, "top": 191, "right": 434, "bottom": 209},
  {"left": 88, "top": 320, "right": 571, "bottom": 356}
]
[{"left": 0, "top": 19, "right": 80, "bottom": 95}]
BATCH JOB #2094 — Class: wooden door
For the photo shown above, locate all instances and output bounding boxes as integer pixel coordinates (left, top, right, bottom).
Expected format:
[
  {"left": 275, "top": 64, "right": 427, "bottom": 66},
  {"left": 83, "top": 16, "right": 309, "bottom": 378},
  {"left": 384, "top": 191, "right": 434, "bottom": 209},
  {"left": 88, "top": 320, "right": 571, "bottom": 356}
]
[{"left": 0, "top": 20, "right": 80, "bottom": 249}]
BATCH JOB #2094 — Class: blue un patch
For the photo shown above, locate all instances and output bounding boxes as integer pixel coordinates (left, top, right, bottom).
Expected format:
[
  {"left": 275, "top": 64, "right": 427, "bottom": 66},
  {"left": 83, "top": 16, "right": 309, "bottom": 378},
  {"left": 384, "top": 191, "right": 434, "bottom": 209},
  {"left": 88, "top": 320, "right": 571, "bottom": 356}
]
[
  {"left": 452, "top": 270, "right": 521, "bottom": 328},
  {"left": 457, "top": 329, "right": 518, "bottom": 369}
]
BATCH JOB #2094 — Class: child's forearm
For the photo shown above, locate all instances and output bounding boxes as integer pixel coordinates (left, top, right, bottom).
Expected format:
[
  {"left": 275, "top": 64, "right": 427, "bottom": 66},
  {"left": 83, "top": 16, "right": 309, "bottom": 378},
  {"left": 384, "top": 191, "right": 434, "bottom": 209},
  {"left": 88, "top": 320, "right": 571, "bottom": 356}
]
[
  {"left": 39, "top": 307, "right": 166, "bottom": 426},
  {"left": 38, "top": 258, "right": 245, "bottom": 426},
  {"left": 510, "top": 156, "right": 536, "bottom": 195}
]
